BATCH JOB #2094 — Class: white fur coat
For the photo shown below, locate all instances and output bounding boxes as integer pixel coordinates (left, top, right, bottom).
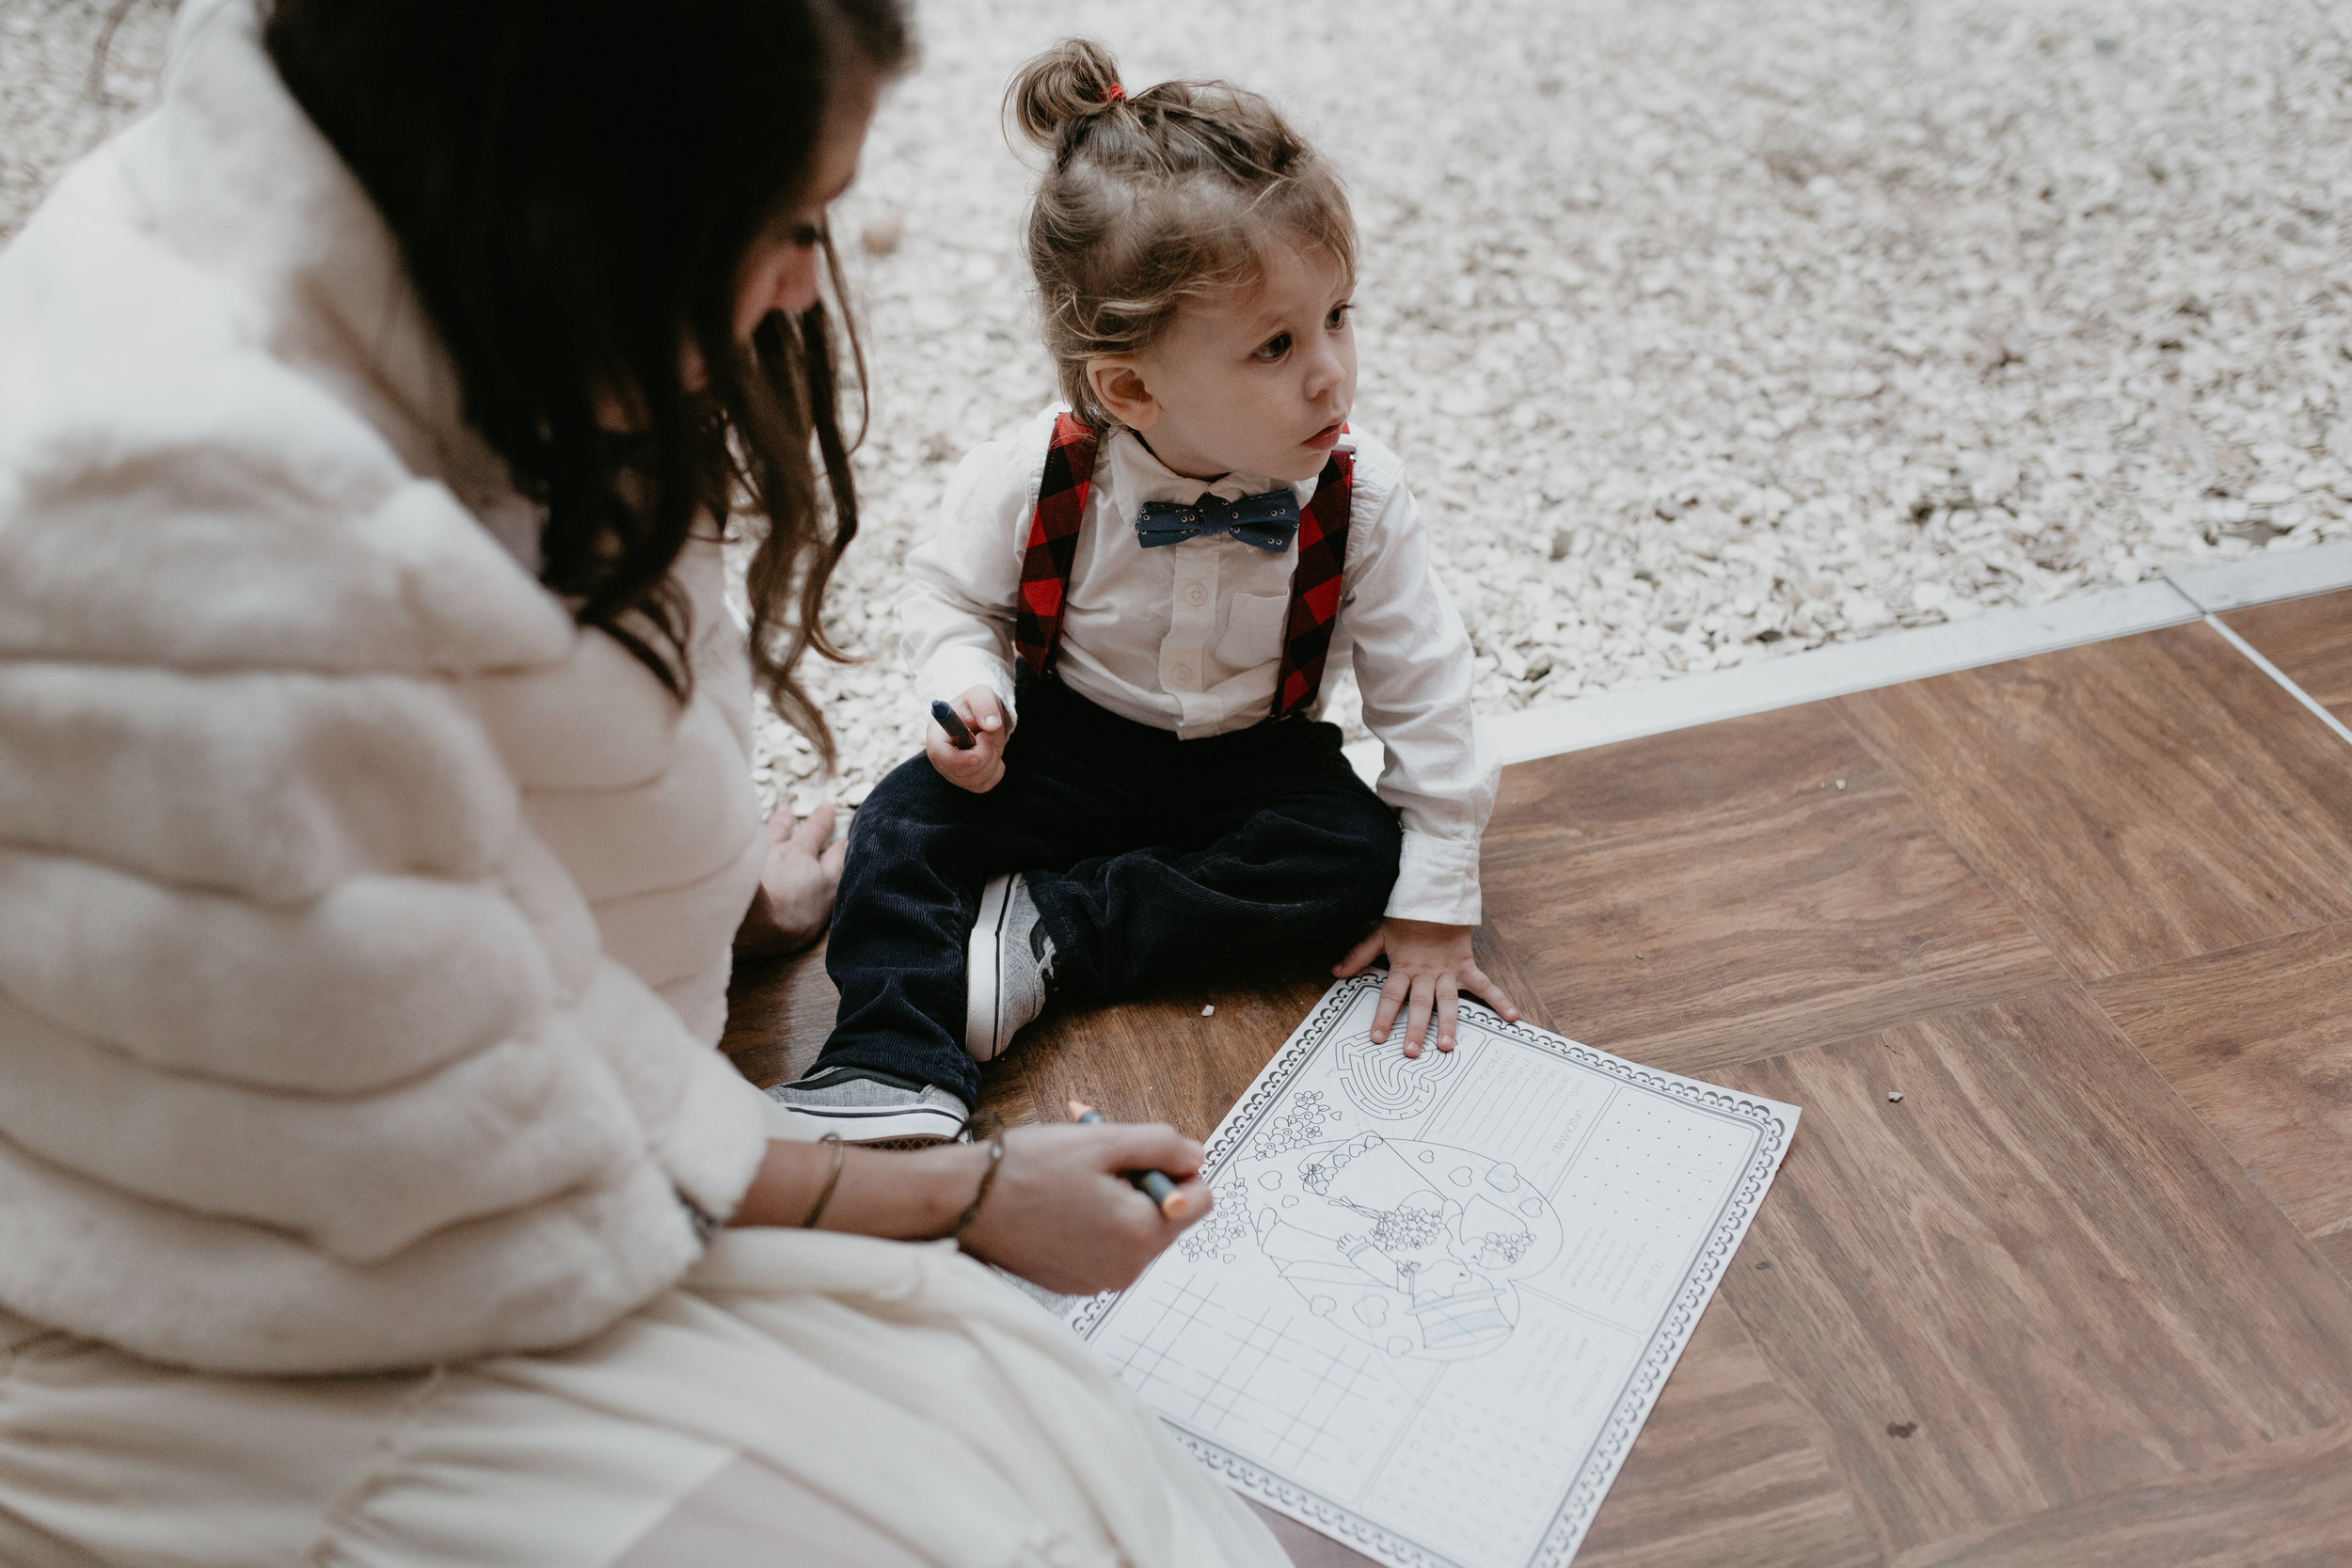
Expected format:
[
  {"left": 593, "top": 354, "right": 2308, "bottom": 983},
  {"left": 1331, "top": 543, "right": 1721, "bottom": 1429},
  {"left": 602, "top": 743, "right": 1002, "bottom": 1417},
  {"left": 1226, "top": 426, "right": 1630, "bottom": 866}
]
[{"left": 0, "top": 0, "right": 773, "bottom": 1373}]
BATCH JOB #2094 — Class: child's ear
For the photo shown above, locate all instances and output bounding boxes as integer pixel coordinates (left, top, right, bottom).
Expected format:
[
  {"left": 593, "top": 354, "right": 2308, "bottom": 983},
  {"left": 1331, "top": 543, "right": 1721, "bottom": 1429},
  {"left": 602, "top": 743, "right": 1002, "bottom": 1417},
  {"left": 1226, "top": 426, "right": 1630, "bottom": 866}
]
[{"left": 1088, "top": 359, "right": 1158, "bottom": 431}]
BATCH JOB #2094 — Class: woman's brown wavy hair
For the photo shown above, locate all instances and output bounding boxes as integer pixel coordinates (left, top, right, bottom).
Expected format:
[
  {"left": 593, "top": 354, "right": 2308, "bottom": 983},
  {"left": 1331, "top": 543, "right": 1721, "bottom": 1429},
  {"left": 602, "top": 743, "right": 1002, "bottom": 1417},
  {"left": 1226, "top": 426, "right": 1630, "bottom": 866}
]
[{"left": 264, "top": 0, "right": 910, "bottom": 765}]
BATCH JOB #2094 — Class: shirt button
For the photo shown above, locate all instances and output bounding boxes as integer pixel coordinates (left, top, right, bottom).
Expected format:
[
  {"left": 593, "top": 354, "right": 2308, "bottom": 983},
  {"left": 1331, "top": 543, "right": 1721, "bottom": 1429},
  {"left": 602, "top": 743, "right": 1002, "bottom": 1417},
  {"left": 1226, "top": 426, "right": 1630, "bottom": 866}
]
[
  {"left": 1186, "top": 584, "right": 1208, "bottom": 607},
  {"left": 1173, "top": 663, "right": 1195, "bottom": 685}
]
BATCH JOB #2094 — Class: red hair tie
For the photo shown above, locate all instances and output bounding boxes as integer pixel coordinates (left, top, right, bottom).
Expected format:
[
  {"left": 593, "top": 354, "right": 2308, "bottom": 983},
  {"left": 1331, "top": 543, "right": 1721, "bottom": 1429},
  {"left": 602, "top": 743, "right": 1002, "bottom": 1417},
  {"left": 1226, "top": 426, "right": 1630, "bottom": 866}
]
[{"left": 1104, "top": 83, "right": 1126, "bottom": 103}]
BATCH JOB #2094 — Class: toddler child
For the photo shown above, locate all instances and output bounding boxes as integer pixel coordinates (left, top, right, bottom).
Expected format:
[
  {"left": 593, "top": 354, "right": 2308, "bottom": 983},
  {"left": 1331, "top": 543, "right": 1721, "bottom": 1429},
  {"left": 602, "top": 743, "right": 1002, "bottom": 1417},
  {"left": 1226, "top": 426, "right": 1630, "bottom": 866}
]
[{"left": 771, "top": 39, "right": 1516, "bottom": 1145}]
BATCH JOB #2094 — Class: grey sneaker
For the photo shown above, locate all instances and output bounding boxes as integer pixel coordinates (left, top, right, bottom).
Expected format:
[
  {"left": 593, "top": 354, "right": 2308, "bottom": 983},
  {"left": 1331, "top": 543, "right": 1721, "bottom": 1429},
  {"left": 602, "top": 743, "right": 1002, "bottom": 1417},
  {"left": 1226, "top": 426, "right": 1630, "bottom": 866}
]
[
  {"left": 963, "top": 873, "right": 1056, "bottom": 1063},
  {"left": 765, "top": 1067, "right": 969, "bottom": 1146}
]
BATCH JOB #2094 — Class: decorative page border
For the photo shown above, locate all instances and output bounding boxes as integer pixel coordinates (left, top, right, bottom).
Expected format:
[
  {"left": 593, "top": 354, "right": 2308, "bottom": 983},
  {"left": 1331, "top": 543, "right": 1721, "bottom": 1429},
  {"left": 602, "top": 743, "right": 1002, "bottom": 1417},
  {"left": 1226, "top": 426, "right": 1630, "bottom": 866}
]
[{"left": 1072, "top": 975, "right": 1801, "bottom": 1568}]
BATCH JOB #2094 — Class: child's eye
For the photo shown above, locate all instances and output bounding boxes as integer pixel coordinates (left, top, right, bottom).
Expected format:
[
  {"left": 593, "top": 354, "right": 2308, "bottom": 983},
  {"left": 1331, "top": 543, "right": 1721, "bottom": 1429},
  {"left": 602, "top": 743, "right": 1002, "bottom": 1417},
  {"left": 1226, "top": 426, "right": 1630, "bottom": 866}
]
[
  {"left": 788, "top": 221, "right": 826, "bottom": 249},
  {"left": 1327, "top": 302, "right": 1354, "bottom": 329},
  {"left": 1251, "top": 332, "right": 1294, "bottom": 362}
]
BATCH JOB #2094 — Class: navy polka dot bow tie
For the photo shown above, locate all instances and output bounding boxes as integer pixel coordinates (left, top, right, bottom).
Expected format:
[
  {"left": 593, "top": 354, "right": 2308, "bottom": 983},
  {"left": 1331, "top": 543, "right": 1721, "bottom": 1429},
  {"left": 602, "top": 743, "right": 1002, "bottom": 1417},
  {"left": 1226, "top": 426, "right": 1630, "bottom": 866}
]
[{"left": 1134, "top": 488, "right": 1302, "bottom": 553}]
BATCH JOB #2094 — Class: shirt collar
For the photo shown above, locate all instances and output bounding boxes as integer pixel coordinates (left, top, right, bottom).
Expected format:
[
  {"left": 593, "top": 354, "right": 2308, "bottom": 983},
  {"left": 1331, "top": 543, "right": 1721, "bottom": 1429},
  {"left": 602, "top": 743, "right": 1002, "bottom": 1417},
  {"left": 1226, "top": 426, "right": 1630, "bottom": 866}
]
[{"left": 1101, "top": 426, "right": 1322, "bottom": 515}]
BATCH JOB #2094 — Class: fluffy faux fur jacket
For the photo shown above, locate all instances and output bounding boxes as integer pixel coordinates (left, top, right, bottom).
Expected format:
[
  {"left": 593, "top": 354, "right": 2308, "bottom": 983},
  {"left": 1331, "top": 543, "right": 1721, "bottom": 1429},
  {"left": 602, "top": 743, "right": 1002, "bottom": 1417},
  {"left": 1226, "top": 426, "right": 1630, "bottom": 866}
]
[{"left": 0, "top": 0, "right": 773, "bottom": 1373}]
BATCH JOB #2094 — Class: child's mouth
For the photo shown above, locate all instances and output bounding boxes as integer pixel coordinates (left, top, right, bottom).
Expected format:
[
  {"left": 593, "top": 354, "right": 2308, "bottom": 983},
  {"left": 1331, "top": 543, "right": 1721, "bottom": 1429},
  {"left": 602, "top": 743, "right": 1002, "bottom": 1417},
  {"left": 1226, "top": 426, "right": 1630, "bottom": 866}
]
[{"left": 1306, "top": 420, "right": 1343, "bottom": 449}]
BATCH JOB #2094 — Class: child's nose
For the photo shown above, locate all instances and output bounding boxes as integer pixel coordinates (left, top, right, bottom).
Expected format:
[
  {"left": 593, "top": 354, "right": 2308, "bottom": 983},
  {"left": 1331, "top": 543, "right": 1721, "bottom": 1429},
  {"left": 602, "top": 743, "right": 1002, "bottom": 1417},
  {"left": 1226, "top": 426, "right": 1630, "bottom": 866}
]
[{"left": 1300, "top": 341, "right": 1345, "bottom": 400}]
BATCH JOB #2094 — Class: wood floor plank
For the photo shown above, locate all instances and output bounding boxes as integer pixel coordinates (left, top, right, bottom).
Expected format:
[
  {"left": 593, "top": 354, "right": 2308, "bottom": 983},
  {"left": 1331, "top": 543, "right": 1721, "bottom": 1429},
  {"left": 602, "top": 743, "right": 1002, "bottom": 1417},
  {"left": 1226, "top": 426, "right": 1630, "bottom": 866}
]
[
  {"left": 1480, "top": 704, "right": 2065, "bottom": 1078},
  {"left": 1243, "top": 1297, "right": 1882, "bottom": 1568},
  {"left": 1835, "top": 623, "right": 2352, "bottom": 982},
  {"left": 2090, "top": 923, "right": 2352, "bottom": 1273},
  {"left": 1891, "top": 1419, "right": 2352, "bottom": 1568},
  {"left": 719, "top": 941, "right": 838, "bottom": 1089},
  {"left": 1577, "top": 1297, "right": 1882, "bottom": 1568},
  {"left": 976, "top": 954, "right": 1332, "bottom": 1137},
  {"left": 1713, "top": 984, "right": 2352, "bottom": 1559},
  {"left": 2222, "top": 587, "right": 2352, "bottom": 722},
  {"left": 723, "top": 924, "right": 1542, "bottom": 1132},
  {"left": 1244, "top": 1501, "right": 1378, "bottom": 1567},
  {"left": 1472, "top": 914, "right": 1562, "bottom": 1034}
]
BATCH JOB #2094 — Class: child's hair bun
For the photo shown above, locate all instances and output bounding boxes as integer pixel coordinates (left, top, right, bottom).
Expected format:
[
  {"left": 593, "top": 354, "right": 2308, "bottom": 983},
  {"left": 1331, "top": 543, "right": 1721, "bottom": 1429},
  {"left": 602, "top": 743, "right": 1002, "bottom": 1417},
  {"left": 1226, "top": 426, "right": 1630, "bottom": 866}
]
[{"left": 1007, "top": 38, "right": 1124, "bottom": 150}]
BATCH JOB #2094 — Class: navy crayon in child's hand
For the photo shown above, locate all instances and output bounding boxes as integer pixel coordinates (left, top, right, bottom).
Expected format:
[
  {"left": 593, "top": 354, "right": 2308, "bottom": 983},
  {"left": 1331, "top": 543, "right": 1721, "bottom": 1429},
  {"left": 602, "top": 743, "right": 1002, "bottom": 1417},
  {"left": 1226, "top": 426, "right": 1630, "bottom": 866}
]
[
  {"left": 930, "top": 699, "right": 977, "bottom": 750},
  {"left": 1068, "top": 1100, "right": 1187, "bottom": 1217}
]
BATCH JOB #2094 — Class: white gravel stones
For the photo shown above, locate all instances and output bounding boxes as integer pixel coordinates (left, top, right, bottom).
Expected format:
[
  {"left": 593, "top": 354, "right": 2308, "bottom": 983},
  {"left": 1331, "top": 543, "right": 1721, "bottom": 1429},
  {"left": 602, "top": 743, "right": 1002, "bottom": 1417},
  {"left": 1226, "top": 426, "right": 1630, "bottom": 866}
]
[
  {"left": 1, "top": 2, "right": 170, "bottom": 238},
  {"left": 756, "top": 0, "right": 2352, "bottom": 810},
  {"left": 8, "top": 0, "right": 2349, "bottom": 816}
]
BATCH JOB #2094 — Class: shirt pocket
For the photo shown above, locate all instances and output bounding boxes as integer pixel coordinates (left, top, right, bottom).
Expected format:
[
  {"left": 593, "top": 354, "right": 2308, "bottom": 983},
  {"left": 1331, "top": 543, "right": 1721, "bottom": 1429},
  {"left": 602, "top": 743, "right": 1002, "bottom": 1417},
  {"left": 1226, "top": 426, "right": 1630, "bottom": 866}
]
[{"left": 1215, "top": 592, "right": 1292, "bottom": 671}]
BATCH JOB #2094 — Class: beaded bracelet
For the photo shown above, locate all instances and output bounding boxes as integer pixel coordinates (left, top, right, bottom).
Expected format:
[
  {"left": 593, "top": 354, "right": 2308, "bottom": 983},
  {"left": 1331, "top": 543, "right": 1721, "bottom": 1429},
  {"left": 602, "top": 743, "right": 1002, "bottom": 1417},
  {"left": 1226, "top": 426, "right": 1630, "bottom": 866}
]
[
  {"left": 800, "top": 1132, "right": 846, "bottom": 1229},
  {"left": 951, "top": 1135, "right": 1007, "bottom": 1242}
]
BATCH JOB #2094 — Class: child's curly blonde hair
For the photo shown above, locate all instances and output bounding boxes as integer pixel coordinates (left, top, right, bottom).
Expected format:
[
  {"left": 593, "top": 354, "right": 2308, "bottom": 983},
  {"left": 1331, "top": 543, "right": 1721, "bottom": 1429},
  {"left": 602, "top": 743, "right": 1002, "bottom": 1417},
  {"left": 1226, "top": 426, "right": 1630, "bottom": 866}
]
[{"left": 1007, "top": 39, "right": 1358, "bottom": 432}]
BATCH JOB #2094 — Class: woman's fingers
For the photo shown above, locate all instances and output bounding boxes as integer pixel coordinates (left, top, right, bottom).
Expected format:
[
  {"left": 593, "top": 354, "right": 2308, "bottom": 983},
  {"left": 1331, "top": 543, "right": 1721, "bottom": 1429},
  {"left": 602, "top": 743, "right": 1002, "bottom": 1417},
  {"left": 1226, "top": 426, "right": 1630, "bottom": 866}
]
[
  {"left": 966, "top": 1123, "right": 1214, "bottom": 1292},
  {"left": 1091, "top": 1123, "right": 1203, "bottom": 1180},
  {"left": 787, "top": 800, "right": 835, "bottom": 855},
  {"left": 1156, "top": 1174, "right": 1215, "bottom": 1228},
  {"left": 1436, "top": 974, "right": 1460, "bottom": 1051}
]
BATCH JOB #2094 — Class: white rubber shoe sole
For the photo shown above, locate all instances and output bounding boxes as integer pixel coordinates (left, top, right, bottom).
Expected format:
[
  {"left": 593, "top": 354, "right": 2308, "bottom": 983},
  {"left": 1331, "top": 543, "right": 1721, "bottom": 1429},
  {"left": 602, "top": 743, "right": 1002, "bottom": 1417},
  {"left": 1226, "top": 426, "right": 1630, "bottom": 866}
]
[
  {"left": 964, "top": 874, "right": 1018, "bottom": 1063},
  {"left": 763, "top": 1069, "right": 969, "bottom": 1147},
  {"left": 964, "top": 873, "right": 1052, "bottom": 1063}
]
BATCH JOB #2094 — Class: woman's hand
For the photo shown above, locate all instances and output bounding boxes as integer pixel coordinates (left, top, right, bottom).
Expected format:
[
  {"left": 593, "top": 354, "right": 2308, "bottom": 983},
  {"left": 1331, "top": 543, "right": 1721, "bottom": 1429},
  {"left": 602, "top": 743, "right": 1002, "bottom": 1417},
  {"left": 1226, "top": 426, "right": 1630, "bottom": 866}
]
[
  {"left": 734, "top": 1122, "right": 1210, "bottom": 1297},
  {"left": 1333, "top": 918, "right": 1520, "bottom": 1057},
  {"left": 955, "top": 1122, "right": 1210, "bottom": 1296},
  {"left": 734, "top": 801, "right": 847, "bottom": 957},
  {"left": 927, "top": 686, "right": 1009, "bottom": 793}
]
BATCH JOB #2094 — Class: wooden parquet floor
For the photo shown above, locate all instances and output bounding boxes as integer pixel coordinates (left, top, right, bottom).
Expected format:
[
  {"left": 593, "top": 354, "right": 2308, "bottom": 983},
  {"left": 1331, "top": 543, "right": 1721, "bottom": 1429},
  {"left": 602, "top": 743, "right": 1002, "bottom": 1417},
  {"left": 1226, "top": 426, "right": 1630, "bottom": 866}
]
[{"left": 723, "top": 587, "right": 2352, "bottom": 1567}]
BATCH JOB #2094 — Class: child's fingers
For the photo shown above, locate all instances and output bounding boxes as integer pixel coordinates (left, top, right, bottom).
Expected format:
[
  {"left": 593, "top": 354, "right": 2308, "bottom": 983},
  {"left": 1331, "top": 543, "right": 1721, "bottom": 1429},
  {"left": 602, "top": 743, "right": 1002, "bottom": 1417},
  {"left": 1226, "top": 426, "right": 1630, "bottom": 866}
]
[
  {"left": 1368, "top": 969, "right": 1406, "bottom": 1044},
  {"left": 1332, "top": 927, "right": 1385, "bottom": 979},
  {"left": 927, "top": 733, "right": 978, "bottom": 789},
  {"left": 820, "top": 835, "right": 848, "bottom": 878},
  {"left": 1461, "top": 962, "right": 1520, "bottom": 1021},
  {"left": 1402, "top": 973, "right": 1435, "bottom": 1054},
  {"left": 961, "top": 687, "right": 1008, "bottom": 732},
  {"left": 1435, "top": 974, "right": 1460, "bottom": 1051}
]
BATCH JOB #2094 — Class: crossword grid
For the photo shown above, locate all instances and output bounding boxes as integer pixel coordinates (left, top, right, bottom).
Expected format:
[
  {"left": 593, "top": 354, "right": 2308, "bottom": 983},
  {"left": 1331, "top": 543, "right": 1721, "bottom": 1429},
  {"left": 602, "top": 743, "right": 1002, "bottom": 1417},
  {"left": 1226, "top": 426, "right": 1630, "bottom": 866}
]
[{"left": 1106, "top": 1275, "right": 1390, "bottom": 1471}]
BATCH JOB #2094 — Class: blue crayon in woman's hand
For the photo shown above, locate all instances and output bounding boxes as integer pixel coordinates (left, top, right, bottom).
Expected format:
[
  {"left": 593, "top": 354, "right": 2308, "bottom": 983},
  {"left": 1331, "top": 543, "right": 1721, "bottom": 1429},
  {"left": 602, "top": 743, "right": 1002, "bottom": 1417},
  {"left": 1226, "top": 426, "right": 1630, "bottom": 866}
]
[
  {"left": 1068, "top": 1100, "right": 1186, "bottom": 1217},
  {"left": 930, "top": 699, "right": 977, "bottom": 750}
]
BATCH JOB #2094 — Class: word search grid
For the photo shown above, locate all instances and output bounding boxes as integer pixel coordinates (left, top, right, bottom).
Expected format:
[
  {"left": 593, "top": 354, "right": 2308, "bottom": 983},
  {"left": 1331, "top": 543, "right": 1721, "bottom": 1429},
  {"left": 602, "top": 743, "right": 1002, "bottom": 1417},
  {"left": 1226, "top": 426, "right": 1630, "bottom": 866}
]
[{"left": 1072, "top": 974, "right": 1802, "bottom": 1568}]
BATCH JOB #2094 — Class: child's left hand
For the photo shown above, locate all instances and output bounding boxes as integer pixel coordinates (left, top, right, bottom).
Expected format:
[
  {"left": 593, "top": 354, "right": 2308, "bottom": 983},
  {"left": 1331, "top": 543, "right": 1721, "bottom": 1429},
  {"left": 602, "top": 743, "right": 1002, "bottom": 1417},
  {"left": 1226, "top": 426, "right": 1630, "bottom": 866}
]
[{"left": 1333, "top": 919, "right": 1520, "bottom": 1058}]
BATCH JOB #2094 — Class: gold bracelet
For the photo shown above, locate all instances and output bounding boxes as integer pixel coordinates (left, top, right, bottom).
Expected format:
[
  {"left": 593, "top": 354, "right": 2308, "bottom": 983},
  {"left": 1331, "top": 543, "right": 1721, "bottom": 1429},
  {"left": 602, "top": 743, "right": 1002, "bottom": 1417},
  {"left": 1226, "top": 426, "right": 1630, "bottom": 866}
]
[
  {"left": 950, "top": 1136, "right": 1007, "bottom": 1243},
  {"left": 800, "top": 1132, "right": 846, "bottom": 1229}
]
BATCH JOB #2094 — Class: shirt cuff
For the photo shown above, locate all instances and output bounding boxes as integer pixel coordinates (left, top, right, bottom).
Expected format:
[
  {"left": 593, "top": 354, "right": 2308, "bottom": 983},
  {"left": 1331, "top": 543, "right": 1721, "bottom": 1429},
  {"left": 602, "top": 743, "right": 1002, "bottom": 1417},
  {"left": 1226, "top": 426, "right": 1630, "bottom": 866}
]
[
  {"left": 919, "top": 646, "right": 1020, "bottom": 728},
  {"left": 1383, "top": 831, "right": 1482, "bottom": 926}
]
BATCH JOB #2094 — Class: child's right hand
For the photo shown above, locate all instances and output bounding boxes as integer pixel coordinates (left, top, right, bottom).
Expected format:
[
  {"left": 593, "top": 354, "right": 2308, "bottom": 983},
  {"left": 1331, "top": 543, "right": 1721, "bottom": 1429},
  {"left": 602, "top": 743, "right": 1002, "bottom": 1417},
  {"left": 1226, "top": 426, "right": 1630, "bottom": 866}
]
[{"left": 927, "top": 685, "right": 1009, "bottom": 792}]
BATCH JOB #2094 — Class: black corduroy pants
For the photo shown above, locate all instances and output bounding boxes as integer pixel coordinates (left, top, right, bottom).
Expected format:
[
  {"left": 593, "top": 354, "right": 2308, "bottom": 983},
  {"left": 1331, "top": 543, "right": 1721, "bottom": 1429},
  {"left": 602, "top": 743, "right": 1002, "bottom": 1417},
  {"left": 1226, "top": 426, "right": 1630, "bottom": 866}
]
[{"left": 818, "top": 676, "right": 1403, "bottom": 1105}]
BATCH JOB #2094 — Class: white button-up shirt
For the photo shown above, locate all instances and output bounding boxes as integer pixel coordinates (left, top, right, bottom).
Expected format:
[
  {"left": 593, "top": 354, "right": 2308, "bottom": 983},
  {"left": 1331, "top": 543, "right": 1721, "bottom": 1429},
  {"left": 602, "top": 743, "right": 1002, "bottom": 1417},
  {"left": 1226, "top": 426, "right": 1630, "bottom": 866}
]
[{"left": 899, "top": 408, "right": 1491, "bottom": 925}]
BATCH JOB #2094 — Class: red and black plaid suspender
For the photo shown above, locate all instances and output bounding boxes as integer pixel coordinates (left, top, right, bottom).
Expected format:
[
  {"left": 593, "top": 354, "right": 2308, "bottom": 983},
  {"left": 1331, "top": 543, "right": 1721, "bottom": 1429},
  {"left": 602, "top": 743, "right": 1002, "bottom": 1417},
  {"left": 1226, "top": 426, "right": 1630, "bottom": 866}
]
[
  {"left": 1010, "top": 413, "right": 1100, "bottom": 679},
  {"left": 1273, "top": 446, "right": 1354, "bottom": 720},
  {"left": 1011, "top": 414, "right": 1354, "bottom": 721}
]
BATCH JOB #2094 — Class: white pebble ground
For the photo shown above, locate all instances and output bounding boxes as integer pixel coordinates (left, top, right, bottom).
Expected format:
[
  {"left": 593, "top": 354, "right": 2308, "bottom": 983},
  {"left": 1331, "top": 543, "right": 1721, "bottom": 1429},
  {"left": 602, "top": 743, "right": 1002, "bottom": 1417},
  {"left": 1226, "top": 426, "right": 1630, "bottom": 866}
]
[{"left": 8, "top": 0, "right": 2349, "bottom": 811}]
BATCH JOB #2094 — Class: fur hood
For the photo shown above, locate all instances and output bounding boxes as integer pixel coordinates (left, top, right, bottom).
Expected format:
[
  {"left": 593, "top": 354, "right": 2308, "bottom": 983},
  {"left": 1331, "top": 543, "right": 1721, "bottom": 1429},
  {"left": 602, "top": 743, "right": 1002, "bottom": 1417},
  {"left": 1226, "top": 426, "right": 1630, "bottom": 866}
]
[{"left": 0, "top": 0, "right": 771, "bottom": 1372}]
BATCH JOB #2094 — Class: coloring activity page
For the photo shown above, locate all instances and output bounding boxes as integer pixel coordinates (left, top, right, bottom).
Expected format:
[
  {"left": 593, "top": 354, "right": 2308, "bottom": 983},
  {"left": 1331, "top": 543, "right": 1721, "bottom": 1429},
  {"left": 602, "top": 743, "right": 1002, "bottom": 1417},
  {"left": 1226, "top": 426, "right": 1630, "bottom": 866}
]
[{"left": 1071, "top": 975, "right": 1802, "bottom": 1568}]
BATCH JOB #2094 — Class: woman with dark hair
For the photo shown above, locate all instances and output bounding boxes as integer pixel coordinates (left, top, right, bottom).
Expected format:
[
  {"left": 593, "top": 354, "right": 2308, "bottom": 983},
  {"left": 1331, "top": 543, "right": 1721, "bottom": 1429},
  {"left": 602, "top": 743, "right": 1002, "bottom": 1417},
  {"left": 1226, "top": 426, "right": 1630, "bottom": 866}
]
[{"left": 0, "top": 0, "right": 1288, "bottom": 1561}]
